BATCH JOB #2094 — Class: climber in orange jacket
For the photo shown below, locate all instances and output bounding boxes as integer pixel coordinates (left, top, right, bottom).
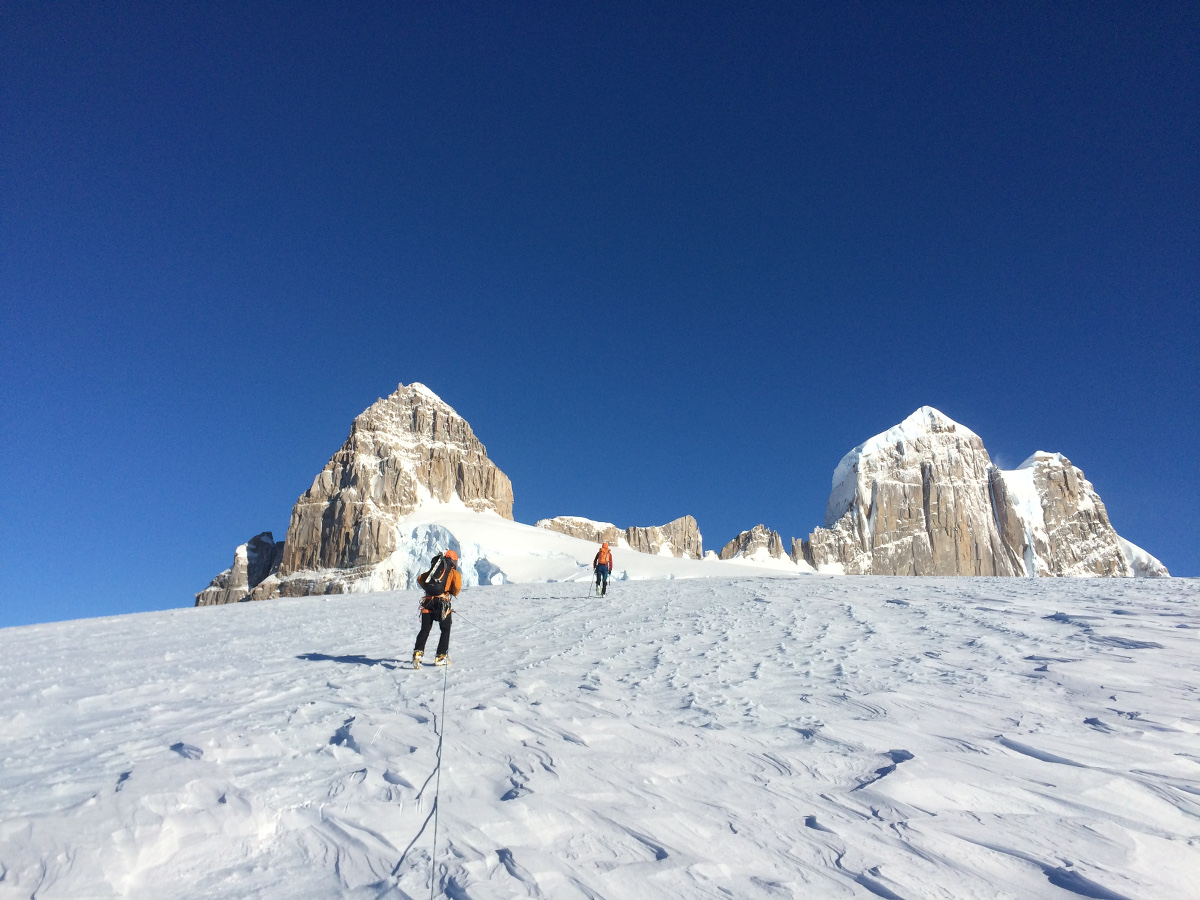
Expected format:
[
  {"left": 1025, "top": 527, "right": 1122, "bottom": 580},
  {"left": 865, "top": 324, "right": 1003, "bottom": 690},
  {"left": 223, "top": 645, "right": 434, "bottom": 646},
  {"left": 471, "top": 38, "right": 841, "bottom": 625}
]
[
  {"left": 593, "top": 542, "right": 613, "bottom": 596},
  {"left": 413, "top": 549, "right": 462, "bottom": 668}
]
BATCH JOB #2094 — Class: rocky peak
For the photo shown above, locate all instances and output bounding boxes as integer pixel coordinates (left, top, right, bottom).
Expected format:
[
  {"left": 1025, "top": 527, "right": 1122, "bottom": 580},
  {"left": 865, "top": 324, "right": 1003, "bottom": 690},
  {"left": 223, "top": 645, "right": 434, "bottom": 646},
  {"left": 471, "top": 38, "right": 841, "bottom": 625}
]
[
  {"left": 719, "top": 525, "right": 786, "bottom": 560},
  {"left": 195, "top": 532, "right": 283, "bottom": 606},
  {"left": 803, "top": 409, "right": 1167, "bottom": 578},
  {"left": 806, "top": 407, "right": 1017, "bottom": 576},
  {"left": 990, "top": 452, "right": 1132, "bottom": 577},
  {"left": 278, "top": 383, "right": 514, "bottom": 576}
]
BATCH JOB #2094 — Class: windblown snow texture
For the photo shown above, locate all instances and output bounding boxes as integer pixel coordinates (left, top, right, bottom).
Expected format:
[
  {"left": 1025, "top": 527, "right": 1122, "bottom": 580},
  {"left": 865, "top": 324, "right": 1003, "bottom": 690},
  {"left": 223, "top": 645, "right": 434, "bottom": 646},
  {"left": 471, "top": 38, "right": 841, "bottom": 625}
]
[{"left": 2, "top": 577, "right": 1198, "bottom": 898}]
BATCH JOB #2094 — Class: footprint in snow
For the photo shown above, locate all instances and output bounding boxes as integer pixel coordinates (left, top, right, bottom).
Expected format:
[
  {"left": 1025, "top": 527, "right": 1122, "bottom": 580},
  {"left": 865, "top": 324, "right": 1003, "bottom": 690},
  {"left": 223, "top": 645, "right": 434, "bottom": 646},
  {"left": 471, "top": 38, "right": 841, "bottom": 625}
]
[
  {"left": 170, "top": 742, "right": 203, "bottom": 760},
  {"left": 327, "top": 767, "right": 367, "bottom": 798},
  {"left": 383, "top": 770, "right": 414, "bottom": 788}
]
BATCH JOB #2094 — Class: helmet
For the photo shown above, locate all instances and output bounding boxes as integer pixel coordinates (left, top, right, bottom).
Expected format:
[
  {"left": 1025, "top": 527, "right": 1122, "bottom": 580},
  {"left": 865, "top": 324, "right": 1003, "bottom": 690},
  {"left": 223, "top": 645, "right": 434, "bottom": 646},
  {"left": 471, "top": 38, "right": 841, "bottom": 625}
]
[
  {"left": 602, "top": 542, "right": 609, "bottom": 549},
  {"left": 444, "top": 549, "right": 459, "bottom": 562}
]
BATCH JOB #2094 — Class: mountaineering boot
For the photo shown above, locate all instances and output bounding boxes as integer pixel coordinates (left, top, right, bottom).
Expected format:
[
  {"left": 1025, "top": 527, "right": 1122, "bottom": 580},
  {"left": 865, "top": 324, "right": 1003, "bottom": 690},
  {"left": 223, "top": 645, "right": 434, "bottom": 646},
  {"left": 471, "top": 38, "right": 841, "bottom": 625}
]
[
  {"left": 412, "top": 650, "right": 423, "bottom": 669},
  {"left": 434, "top": 654, "right": 450, "bottom": 666},
  {"left": 602, "top": 582, "right": 607, "bottom": 596}
]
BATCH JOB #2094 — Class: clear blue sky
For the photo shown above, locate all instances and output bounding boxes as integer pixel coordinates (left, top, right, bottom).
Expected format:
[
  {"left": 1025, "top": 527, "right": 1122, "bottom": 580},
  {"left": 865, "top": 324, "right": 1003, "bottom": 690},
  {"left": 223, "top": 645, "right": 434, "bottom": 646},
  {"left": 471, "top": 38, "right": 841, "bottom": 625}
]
[{"left": 3, "top": 3, "right": 1197, "bottom": 627}]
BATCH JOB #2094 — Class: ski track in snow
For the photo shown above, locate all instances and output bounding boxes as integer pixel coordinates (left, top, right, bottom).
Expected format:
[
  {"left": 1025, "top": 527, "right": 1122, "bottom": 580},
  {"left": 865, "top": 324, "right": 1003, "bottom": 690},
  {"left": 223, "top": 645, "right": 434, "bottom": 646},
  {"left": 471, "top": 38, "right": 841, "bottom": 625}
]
[{"left": 1, "top": 577, "right": 1198, "bottom": 899}]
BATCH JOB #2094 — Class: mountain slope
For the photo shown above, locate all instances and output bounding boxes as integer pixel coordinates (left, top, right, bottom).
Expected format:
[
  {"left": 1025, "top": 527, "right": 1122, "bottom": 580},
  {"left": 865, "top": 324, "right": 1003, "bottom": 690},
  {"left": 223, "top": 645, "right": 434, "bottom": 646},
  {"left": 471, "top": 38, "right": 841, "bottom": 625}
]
[{"left": 3, "top": 577, "right": 1198, "bottom": 898}]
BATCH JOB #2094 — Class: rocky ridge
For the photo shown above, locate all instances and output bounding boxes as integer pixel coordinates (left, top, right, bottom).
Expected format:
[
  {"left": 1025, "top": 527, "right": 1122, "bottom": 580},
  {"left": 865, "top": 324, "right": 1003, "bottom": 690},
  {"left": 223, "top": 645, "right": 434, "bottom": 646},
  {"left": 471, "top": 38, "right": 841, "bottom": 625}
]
[
  {"left": 535, "top": 515, "right": 704, "bottom": 559},
  {"left": 195, "top": 532, "right": 284, "bottom": 607}
]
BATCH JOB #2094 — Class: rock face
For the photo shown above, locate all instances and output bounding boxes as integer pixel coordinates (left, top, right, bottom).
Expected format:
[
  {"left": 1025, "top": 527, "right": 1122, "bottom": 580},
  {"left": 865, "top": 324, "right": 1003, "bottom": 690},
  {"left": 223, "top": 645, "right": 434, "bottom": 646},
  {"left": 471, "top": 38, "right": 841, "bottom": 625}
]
[
  {"left": 719, "top": 525, "right": 786, "bottom": 560},
  {"left": 535, "top": 516, "right": 622, "bottom": 544},
  {"left": 802, "top": 408, "right": 1018, "bottom": 576},
  {"left": 802, "top": 408, "right": 1167, "bottom": 578},
  {"left": 197, "top": 384, "right": 515, "bottom": 605},
  {"left": 195, "top": 532, "right": 284, "bottom": 606},
  {"left": 990, "top": 452, "right": 1132, "bottom": 577},
  {"left": 626, "top": 516, "right": 704, "bottom": 559},
  {"left": 537, "top": 515, "right": 704, "bottom": 559},
  {"left": 278, "top": 383, "right": 513, "bottom": 576}
]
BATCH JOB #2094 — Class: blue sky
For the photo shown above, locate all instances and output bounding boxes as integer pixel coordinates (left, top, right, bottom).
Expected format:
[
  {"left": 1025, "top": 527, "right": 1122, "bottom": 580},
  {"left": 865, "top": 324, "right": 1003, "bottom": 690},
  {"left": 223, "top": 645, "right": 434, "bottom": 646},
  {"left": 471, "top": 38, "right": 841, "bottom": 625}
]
[{"left": 2, "top": 3, "right": 1197, "bottom": 627}]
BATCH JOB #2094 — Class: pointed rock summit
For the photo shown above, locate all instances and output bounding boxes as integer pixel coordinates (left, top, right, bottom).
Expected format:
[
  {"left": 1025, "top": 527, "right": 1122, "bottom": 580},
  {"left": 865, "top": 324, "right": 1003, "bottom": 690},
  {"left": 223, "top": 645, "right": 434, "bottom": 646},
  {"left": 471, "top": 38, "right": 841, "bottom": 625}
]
[
  {"left": 990, "top": 451, "right": 1135, "bottom": 577},
  {"left": 803, "top": 407, "right": 1016, "bottom": 576},
  {"left": 197, "top": 383, "right": 514, "bottom": 604},
  {"left": 801, "top": 407, "right": 1167, "bottom": 577},
  {"left": 279, "top": 382, "right": 513, "bottom": 577}
]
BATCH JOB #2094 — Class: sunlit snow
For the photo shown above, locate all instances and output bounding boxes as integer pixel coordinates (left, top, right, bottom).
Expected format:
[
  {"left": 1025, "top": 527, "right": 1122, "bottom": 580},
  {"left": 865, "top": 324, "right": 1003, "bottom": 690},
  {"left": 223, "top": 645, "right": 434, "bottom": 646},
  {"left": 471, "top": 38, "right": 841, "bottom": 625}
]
[{"left": 2, "top": 576, "right": 1198, "bottom": 898}]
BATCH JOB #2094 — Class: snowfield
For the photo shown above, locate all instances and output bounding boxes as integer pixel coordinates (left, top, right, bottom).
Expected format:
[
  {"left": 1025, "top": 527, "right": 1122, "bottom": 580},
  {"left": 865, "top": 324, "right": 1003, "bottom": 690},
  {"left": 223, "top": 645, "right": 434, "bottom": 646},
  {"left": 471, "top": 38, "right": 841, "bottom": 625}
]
[{"left": 2, "top": 576, "right": 1198, "bottom": 899}]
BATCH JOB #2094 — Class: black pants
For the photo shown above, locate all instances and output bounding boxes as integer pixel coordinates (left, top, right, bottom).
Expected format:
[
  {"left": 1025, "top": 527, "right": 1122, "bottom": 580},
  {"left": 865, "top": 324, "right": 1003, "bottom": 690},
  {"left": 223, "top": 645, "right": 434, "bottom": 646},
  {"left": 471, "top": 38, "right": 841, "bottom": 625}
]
[{"left": 415, "top": 603, "right": 452, "bottom": 656}]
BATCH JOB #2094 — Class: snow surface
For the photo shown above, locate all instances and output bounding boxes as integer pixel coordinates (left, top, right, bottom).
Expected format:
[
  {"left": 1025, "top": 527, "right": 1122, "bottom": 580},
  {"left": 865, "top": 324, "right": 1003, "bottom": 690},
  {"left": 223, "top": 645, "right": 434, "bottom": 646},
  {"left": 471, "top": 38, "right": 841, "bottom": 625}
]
[
  {"left": 311, "top": 502, "right": 802, "bottom": 593},
  {"left": 3, "top": 576, "right": 1199, "bottom": 898},
  {"left": 717, "top": 545, "right": 813, "bottom": 574}
]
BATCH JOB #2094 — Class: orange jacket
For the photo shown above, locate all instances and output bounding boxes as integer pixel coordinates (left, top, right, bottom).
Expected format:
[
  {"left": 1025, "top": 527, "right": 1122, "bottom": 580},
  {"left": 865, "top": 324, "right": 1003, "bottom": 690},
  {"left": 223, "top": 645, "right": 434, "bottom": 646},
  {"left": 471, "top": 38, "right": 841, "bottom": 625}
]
[
  {"left": 418, "top": 565, "right": 462, "bottom": 597},
  {"left": 594, "top": 547, "right": 613, "bottom": 569}
]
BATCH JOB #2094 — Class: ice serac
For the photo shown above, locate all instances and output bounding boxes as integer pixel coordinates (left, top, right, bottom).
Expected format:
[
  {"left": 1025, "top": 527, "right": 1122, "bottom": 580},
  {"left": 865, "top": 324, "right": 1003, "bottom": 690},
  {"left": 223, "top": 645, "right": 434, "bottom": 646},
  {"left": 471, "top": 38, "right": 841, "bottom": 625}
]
[
  {"left": 536, "top": 514, "right": 704, "bottom": 559},
  {"left": 804, "top": 408, "right": 1019, "bottom": 576},
  {"left": 719, "top": 525, "right": 787, "bottom": 561},
  {"left": 195, "top": 533, "right": 283, "bottom": 606},
  {"left": 278, "top": 383, "right": 513, "bottom": 577}
]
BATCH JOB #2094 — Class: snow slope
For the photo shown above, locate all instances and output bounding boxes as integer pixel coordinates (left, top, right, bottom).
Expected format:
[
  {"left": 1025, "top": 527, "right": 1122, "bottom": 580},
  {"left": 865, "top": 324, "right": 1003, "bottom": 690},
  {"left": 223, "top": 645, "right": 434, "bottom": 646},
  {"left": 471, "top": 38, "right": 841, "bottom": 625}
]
[
  {"left": 2, "top": 576, "right": 1199, "bottom": 898},
  {"left": 296, "top": 503, "right": 804, "bottom": 593}
]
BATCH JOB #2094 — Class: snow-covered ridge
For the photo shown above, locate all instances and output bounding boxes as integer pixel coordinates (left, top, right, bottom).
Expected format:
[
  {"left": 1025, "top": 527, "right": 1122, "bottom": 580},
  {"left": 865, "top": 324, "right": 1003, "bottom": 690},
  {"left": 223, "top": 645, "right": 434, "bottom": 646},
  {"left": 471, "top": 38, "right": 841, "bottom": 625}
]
[{"left": 1120, "top": 536, "right": 1170, "bottom": 577}]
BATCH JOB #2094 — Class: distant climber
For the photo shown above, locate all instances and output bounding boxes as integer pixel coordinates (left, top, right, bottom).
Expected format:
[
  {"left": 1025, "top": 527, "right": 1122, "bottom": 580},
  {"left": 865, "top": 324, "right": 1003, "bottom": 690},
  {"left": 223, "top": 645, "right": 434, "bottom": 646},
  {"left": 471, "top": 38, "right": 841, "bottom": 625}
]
[
  {"left": 593, "top": 542, "right": 613, "bottom": 596},
  {"left": 413, "top": 549, "right": 461, "bottom": 668}
]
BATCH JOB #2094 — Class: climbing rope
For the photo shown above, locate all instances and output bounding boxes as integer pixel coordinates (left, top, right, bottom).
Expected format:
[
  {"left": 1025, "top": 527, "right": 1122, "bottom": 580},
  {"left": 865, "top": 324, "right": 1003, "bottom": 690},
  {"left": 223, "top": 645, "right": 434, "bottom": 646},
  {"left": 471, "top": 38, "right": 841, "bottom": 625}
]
[
  {"left": 390, "top": 588, "right": 602, "bottom": 894},
  {"left": 429, "top": 661, "right": 448, "bottom": 900},
  {"left": 390, "top": 662, "right": 451, "bottom": 899}
]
